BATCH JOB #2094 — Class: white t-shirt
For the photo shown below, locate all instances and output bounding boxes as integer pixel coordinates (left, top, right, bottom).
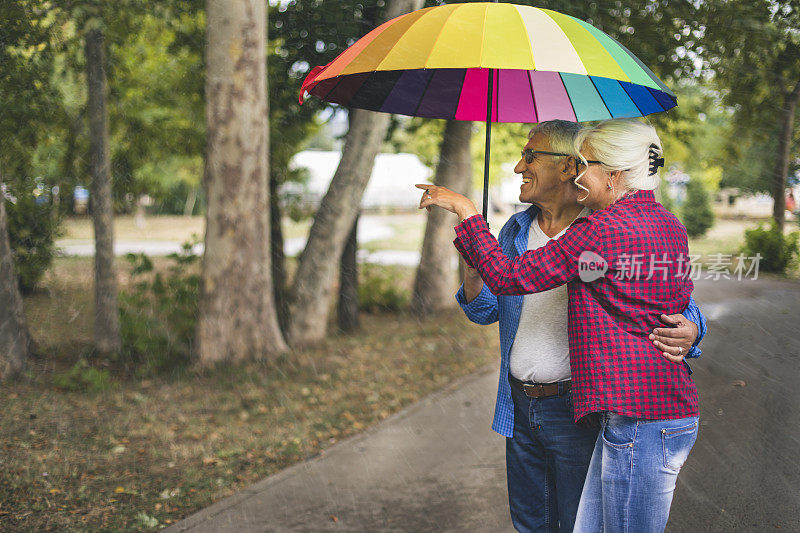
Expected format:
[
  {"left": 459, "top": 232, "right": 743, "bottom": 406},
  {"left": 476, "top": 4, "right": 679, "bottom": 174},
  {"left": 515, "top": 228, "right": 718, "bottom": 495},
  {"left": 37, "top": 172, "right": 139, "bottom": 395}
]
[{"left": 508, "top": 207, "right": 591, "bottom": 383}]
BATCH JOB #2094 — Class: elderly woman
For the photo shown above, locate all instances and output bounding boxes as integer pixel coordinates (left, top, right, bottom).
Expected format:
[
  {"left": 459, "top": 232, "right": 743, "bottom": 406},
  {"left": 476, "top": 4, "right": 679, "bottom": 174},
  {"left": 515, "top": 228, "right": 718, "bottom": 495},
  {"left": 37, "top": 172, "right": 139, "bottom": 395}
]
[{"left": 418, "top": 119, "right": 699, "bottom": 531}]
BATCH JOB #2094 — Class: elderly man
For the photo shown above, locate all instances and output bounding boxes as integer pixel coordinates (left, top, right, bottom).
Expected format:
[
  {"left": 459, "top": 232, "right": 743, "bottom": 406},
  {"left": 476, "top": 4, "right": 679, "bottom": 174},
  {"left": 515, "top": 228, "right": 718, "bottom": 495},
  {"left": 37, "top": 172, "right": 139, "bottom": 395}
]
[{"left": 455, "top": 120, "right": 706, "bottom": 533}]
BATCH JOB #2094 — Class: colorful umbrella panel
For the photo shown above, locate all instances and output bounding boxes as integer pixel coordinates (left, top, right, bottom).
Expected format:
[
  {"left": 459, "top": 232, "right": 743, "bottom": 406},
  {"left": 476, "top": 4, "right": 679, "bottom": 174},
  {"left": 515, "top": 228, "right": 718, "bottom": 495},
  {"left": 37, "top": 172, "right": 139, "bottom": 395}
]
[{"left": 301, "top": 3, "right": 677, "bottom": 123}]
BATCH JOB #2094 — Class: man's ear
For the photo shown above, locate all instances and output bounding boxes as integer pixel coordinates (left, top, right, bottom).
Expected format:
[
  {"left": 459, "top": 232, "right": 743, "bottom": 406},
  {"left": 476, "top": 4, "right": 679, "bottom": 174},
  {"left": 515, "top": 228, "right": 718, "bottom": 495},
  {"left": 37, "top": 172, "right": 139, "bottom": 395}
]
[{"left": 560, "top": 156, "right": 577, "bottom": 181}]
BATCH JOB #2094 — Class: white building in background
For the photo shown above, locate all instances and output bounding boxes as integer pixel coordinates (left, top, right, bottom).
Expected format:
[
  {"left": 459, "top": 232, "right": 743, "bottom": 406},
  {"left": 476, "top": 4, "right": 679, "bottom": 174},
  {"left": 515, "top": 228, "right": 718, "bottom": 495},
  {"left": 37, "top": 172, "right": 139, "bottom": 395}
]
[{"left": 287, "top": 151, "right": 433, "bottom": 210}]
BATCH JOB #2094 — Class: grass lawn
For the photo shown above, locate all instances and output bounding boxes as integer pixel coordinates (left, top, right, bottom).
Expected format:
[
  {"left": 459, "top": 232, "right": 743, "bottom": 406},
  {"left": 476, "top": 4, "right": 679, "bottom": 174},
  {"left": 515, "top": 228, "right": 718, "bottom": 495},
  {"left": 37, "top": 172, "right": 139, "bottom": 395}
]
[
  {"left": 687, "top": 217, "right": 764, "bottom": 259},
  {"left": 59, "top": 215, "right": 313, "bottom": 245},
  {"left": 2, "top": 257, "right": 498, "bottom": 531}
]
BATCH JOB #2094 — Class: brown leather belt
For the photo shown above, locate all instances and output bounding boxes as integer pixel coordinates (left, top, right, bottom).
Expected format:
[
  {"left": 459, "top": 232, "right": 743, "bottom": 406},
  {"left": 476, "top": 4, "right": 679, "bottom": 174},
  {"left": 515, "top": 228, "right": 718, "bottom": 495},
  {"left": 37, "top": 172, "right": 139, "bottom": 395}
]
[{"left": 509, "top": 374, "right": 571, "bottom": 399}]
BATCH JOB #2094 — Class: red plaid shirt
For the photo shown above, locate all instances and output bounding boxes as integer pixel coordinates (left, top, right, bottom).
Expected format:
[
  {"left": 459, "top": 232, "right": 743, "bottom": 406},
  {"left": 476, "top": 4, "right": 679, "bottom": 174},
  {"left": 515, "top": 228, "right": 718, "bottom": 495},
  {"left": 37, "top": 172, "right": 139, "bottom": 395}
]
[{"left": 454, "top": 190, "right": 699, "bottom": 422}]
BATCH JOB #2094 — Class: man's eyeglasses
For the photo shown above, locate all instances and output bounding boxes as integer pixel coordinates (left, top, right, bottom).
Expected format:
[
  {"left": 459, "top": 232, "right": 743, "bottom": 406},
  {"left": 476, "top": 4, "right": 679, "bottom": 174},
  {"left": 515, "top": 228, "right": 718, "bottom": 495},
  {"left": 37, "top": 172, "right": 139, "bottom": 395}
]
[
  {"left": 520, "top": 148, "right": 602, "bottom": 168},
  {"left": 520, "top": 149, "right": 569, "bottom": 164}
]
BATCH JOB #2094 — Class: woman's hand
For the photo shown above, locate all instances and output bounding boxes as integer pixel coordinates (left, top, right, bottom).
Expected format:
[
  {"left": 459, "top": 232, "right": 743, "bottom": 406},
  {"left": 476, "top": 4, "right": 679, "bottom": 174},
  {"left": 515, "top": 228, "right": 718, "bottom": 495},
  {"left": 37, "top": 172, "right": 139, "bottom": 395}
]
[{"left": 415, "top": 184, "right": 479, "bottom": 221}]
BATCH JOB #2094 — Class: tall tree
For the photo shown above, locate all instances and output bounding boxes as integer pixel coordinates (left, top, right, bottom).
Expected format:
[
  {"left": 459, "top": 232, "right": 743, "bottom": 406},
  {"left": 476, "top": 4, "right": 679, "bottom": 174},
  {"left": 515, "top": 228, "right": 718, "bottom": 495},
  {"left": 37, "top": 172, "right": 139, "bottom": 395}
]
[
  {"left": 412, "top": 120, "right": 473, "bottom": 315},
  {"left": 195, "top": 0, "right": 287, "bottom": 364},
  {"left": 338, "top": 214, "right": 360, "bottom": 332},
  {"left": 84, "top": 19, "right": 121, "bottom": 355},
  {"left": 0, "top": 183, "right": 33, "bottom": 379},
  {"left": 700, "top": 0, "right": 800, "bottom": 232},
  {"left": 284, "top": 0, "right": 425, "bottom": 348},
  {"left": 268, "top": 0, "right": 391, "bottom": 338}
]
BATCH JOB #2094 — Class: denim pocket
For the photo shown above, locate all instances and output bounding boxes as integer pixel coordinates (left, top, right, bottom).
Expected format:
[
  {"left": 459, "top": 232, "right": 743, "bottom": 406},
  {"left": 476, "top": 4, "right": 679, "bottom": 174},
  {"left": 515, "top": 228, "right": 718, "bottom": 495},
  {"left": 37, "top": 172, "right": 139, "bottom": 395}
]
[
  {"left": 601, "top": 414, "right": 636, "bottom": 449},
  {"left": 661, "top": 421, "right": 698, "bottom": 472}
]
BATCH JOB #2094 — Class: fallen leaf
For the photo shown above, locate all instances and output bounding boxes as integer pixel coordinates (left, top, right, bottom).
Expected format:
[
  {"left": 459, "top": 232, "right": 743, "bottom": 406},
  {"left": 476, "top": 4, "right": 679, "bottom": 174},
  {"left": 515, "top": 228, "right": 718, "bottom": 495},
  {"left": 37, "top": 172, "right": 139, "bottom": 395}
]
[
  {"left": 49, "top": 489, "right": 61, "bottom": 495},
  {"left": 114, "top": 487, "right": 125, "bottom": 494}
]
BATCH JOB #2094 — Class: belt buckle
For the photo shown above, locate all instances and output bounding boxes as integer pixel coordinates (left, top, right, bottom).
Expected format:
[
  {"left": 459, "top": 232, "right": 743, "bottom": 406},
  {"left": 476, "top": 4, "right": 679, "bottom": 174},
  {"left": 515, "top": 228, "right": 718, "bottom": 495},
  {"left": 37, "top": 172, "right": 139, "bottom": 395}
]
[{"left": 523, "top": 383, "right": 546, "bottom": 398}]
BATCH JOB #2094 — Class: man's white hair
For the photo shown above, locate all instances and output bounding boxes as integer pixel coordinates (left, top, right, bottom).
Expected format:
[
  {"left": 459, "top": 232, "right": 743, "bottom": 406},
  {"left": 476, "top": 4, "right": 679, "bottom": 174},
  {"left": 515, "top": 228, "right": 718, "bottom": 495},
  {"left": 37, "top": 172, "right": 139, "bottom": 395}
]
[
  {"left": 573, "top": 119, "right": 663, "bottom": 200},
  {"left": 528, "top": 120, "right": 582, "bottom": 164}
]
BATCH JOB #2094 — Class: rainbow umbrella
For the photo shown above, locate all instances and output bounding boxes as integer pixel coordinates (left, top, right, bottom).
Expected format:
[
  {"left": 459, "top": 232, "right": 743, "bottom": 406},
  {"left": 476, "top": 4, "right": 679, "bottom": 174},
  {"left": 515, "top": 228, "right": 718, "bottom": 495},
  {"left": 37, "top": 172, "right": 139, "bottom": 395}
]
[{"left": 299, "top": 2, "right": 676, "bottom": 218}]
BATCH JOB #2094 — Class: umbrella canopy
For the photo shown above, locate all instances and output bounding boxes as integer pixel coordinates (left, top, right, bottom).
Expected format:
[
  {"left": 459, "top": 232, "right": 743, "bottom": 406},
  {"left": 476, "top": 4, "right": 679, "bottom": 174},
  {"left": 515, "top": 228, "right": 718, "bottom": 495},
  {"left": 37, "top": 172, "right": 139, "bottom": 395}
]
[
  {"left": 300, "top": 2, "right": 676, "bottom": 122},
  {"left": 300, "top": 2, "right": 677, "bottom": 218}
]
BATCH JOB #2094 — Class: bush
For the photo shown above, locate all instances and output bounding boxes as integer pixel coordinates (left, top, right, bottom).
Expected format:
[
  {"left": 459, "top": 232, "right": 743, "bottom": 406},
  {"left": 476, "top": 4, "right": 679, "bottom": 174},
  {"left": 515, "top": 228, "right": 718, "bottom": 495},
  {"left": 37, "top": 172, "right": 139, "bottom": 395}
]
[
  {"left": 53, "top": 359, "right": 112, "bottom": 393},
  {"left": 118, "top": 239, "right": 201, "bottom": 376},
  {"left": 741, "top": 223, "right": 800, "bottom": 274},
  {"left": 358, "top": 264, "right": 409, "bottom": 313},
  {"left": 682, "top": 178, "right": 715, "bottom": 238},
  {"left": 4, "top": 178, "right": 63, "bottom": 294}
]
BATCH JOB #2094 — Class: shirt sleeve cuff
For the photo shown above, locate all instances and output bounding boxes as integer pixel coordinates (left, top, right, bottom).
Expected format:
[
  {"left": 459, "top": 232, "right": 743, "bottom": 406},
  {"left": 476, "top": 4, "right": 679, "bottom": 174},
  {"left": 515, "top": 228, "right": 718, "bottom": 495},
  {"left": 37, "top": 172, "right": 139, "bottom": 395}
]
[
  {"left": 453, "top": 234, "right": 475, "bottom": 268},
  {"left": 455, "top": 281, "right": 495, "bottom": 308}
]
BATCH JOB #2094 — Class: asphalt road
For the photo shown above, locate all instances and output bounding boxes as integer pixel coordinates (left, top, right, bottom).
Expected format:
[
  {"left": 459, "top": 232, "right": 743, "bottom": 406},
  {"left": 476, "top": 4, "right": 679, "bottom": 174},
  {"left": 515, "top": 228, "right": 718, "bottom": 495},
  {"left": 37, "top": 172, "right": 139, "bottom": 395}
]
[{"left": 166, "top": 278, "right": 800, "bottom": 532}]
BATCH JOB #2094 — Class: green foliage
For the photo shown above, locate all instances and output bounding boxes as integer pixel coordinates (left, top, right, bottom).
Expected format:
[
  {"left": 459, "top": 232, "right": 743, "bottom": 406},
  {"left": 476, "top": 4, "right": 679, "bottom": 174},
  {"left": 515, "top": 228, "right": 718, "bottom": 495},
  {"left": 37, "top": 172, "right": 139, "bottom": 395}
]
[
  {"left": 741, "top": 223, "right": 800, "bottom": 274},
  {"left": 358, "top": 264, "right": 409, "bottom": 313},
  {"left": 53, "top": 359, "right": 112, "bottom": 393},
  {"left": 106, "top": 7, "right": 206, "bottom": 209},
  {"left": 269, "top": 2, "right": 389, "bottom": 192},
  {"left": 682, "top": 178, "right": 715, "bottom": 238},
  {"left": 4, "top": 178, "right": 63, "bottom": 294},
  {"left": 0, "top": 1, "right": 61, "bottom": 180},
  {"left": 700, "top": 1, "right": 800, "bottom": 194},
  {"left": 118, "top": 240, "right": 201, "bottom": 376}
]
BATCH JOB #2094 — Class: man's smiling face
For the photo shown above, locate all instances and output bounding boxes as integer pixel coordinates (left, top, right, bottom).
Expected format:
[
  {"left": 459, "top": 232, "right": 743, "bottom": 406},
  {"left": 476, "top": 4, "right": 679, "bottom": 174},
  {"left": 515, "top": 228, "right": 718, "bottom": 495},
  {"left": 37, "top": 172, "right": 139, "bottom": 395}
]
[{"left": 513, "top": 133, "right": 568, "bottom": 205}]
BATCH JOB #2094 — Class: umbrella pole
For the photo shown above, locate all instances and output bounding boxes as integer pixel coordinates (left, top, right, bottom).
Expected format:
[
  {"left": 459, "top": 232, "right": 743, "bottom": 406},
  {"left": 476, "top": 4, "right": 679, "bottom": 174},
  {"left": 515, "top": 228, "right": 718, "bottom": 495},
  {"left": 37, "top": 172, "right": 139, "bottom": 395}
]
[
  {"left": 483, "top": 67, "right": 494, "bottom": 223},
  {"left": 482, "top": 0, "right": 498, "bottom": 223}
]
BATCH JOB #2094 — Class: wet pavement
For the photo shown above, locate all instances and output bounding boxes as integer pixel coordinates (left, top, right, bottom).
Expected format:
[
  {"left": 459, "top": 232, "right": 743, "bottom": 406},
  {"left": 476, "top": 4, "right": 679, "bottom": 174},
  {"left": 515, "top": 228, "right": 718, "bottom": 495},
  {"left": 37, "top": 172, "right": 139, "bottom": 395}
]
[{"left": 165, "top": 278, "right": 800, "bottom": 532}]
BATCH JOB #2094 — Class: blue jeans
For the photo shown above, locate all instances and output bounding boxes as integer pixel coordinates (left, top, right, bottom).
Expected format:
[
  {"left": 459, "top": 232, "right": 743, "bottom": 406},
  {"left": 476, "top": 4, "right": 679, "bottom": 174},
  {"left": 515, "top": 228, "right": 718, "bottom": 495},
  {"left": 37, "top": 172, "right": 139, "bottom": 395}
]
[
  {"left": 507, "top": 379, "right": 599, "bottom": 532},
  {"left": 574, "top": 412, "right": 699, "bottom": 533}
]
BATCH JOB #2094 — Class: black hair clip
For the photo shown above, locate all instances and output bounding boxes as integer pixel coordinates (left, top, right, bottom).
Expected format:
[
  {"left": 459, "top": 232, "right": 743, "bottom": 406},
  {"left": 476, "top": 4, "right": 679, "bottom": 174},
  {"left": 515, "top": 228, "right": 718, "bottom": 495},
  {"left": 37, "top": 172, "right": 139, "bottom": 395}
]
[{"left": 648, "top": 144, "right": 664, "bottom": 176}]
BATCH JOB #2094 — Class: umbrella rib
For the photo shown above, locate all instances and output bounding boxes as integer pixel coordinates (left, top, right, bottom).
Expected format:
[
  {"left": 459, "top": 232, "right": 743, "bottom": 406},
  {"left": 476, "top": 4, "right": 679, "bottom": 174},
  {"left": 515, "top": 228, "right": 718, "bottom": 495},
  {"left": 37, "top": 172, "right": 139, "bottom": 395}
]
[
  {"left": 452, "top": 68, "right": 468, "bottom": 120},
  {"left": 588, "top": 76, "right": 614, "bottom": 119},
  {"left": 556, "top": 72, "right": 575, "bottom": 122},
  {"left": 419, "top": 5, "right": 461, "bottom": 69},
  {"left": 619, "top": 81, "right": 646, "bottom": 117},
  {"left": 527, "top": 70, "right": 538, "bottom": 123},
  {"left": 315, "top": 75, "right": 345, "bottom": 102},
  {"left": 479, "top": 4, "right": 489, "bottom": 67},
  {"left": 411, "top": 70, "right": 436, "bottom": 117}
]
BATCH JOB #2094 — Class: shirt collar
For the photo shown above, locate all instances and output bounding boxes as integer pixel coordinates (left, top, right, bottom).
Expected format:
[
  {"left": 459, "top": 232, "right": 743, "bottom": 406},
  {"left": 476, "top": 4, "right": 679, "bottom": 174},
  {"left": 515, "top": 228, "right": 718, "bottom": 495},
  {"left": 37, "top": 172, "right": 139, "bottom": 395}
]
[
  {"left": 617, "top": 189, "right": 656, "bottom": 204},
  {"left": 513, "top": 204, "right": 540, "bottom": 229}
]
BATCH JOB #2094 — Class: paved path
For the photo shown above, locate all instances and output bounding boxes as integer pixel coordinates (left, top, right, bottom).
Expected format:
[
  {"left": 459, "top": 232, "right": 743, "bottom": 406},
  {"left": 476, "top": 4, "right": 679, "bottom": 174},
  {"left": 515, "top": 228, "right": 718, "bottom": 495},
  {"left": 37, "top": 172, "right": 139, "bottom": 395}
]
[{"left": 165, "top": 278, "right": 800, "bottom": 532}]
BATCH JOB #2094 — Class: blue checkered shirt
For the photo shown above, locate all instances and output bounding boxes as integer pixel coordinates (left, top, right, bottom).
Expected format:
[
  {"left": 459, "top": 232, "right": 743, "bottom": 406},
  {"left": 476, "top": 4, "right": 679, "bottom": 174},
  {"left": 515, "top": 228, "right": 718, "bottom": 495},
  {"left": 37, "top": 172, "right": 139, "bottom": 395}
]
[{"left": 455, "top": 204, "right": 707, "bottom": 438}]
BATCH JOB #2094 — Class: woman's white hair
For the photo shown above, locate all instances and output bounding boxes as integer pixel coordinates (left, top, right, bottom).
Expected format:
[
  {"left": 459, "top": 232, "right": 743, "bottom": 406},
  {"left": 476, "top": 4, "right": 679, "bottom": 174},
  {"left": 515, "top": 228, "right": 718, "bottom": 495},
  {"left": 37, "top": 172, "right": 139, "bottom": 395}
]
[{"left": 573, "top": 119, "right": 663, "bottom": 200}]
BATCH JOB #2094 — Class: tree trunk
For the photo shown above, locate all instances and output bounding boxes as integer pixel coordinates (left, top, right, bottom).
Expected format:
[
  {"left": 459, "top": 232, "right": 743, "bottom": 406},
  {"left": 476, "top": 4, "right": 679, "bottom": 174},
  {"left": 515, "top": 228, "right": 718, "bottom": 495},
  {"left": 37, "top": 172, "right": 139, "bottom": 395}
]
[
  {"left": 270, "top": 171, "right": 289, "bottom": 334},
  {"left": 85, "top": 27, "right": 121, "bottom": 355},
  {"left": 195, "top": 0, "right": 287, "bottom": 365},
  {"left": 183, "top": 185, "right": 197, "bottom": 216},
  {"left": 0, "top": 182, "right": 32, "bottom": 379},
  {"left": 412, "top": 120, "right": 473, "bottom": 315},
  {"left": 284, "top": 0, "right": 425, "bottom": 349},
  {"left": 338, "top": 214, "right": 359, "bottom": 332},
  {"left": 771, "top": 80, "right": 800, "bottom": 233}
]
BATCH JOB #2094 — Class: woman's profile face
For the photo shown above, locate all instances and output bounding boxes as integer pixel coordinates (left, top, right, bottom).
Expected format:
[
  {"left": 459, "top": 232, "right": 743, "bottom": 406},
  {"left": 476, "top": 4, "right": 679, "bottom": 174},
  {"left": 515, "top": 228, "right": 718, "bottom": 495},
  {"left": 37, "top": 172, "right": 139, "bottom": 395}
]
[{"left": 576, "top": 144, "right": 615, "bottom": 210}]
